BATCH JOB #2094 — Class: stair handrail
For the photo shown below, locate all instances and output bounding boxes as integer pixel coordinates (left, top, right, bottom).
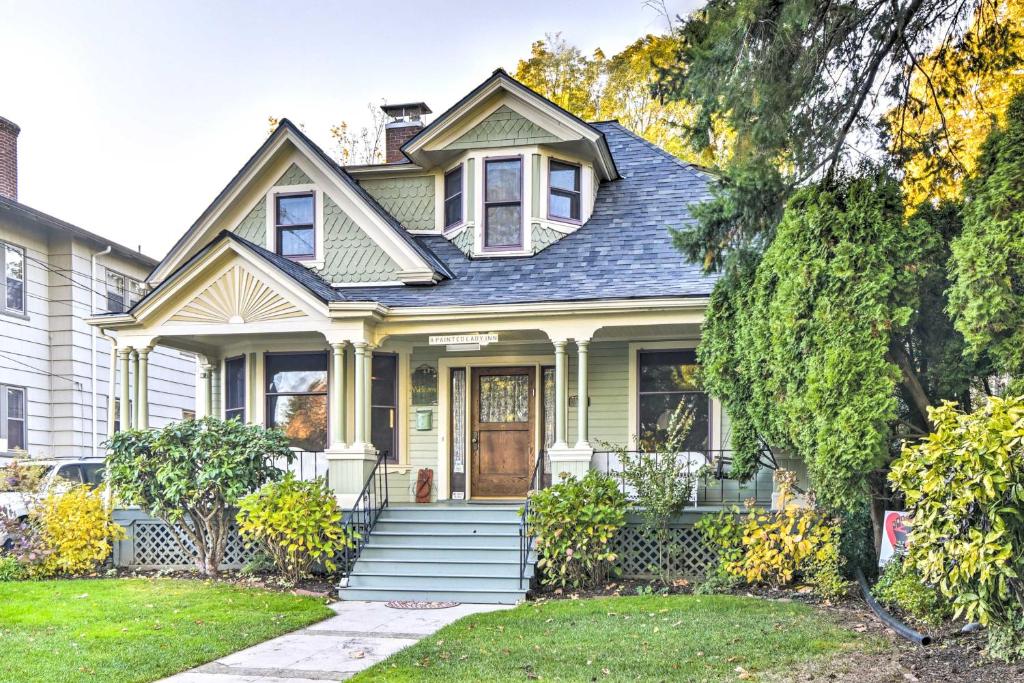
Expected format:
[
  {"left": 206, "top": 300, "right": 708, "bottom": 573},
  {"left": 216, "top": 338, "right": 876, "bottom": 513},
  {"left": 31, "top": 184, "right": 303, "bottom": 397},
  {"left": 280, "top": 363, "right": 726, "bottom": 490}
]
[
  {"left": 519, "top": 450, "right": 546, "bottom": 590},
  {"left": 339, "top": 450, "right": 389, "bottom": 580}
]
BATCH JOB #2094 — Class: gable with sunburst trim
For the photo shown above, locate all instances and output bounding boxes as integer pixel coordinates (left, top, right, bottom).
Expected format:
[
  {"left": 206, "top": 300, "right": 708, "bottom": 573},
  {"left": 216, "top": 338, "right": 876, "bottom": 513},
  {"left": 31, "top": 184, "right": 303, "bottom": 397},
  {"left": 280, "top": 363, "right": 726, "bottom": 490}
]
[{"left": 169, "top": 265, "right": 304, "bottom": 325}]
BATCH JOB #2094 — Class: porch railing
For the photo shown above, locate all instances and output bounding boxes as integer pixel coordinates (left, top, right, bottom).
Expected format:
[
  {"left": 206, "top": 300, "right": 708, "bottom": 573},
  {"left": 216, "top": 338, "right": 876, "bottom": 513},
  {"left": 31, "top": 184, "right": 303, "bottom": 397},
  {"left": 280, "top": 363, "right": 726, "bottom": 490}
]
[
  {"left": 591, "top": 448, "right": 780, "bottom": 507},
  {"left": 274, "top": 450, "right": 329, "bottom": 485},
  {"left": 519, "top": 449, "right": 547, "bottom": 589},
  {"left": 338, "top": 450, "right": 389, "bottom": 580}
]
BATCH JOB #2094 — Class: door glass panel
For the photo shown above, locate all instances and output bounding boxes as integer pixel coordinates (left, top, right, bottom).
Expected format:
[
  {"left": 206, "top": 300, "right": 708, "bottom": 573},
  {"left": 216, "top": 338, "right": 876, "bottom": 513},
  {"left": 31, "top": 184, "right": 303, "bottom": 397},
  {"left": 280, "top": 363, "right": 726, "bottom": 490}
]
[
  {"left": 451, "top": 369, "right": 466, "bottom": 476},
  {"left": 371, "top": 354, "right": 398, "bottom": 462},
  {"left": 542, "top": 368, "right": 555, "bottom": 449},
  {"left": 479, "top": 374, "right": 530, "bottom": 423}
]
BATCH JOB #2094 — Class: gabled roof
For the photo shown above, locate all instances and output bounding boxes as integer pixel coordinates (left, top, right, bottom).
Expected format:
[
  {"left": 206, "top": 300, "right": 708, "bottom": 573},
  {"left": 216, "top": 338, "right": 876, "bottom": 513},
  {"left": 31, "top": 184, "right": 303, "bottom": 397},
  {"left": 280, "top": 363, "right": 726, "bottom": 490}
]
[
  {"left": 400, "top": 69, "right": 619, "bottom": 181},
  {"left": 0, "top": 195, "right": 158, "bottom": 268},
  {"left": 148, "top": 119, "right": 451, "bottom": 285}
]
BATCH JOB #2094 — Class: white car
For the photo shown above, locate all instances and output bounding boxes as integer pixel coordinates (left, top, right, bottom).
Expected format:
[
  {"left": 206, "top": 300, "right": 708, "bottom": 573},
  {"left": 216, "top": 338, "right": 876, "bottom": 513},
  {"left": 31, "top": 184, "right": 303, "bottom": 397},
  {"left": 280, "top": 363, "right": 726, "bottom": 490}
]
[{"left": 0, "top": 459, "right": 106, "bottom": 548}]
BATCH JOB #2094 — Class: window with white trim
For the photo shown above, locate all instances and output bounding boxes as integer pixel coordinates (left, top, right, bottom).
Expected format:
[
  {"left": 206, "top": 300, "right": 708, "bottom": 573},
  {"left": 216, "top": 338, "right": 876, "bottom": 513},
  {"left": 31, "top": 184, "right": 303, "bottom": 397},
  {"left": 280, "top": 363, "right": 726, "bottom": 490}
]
[
  {"left": 1, "top": 242, "right": 25, "bottom": 316},
  {"left": 548, "top": 159, "right": 581, "bottom": 222},
  {"left": 274, "top": 192, "right": 316, "bottom": 260},
  {"left": 444, "top": 165, "right": 463, "bottom": 229},
  {"left": 106, "top": 270, "right": 144, "bottom": 313},
  {"left": 2, "top": 385, "right": 27, "bottom": 451}
]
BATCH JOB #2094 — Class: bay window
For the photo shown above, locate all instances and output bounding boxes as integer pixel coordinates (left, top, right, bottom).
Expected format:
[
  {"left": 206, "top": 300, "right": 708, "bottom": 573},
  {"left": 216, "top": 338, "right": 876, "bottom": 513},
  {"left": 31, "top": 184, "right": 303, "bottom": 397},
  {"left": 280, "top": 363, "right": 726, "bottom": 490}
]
[
  {"left": 548, "top": 159, "right": 581, "bottom": 222},
  {"left": 265, "top": 352, "right": 328, "bottom": 451},
  {"left": 484, "top": 157, "right": 523, "bottom": 249},
  {"left": 637, "top": 349, "right": 710, "bottom": 452},
  {"left": 444, "top": 165, "right": 463, "bottom": 229}
]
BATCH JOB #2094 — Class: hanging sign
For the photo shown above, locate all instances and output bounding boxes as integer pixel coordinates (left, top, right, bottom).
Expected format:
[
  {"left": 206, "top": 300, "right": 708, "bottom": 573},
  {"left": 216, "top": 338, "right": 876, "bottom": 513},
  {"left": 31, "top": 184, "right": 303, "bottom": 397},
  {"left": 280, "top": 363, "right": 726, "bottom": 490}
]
[{"left": 428, "top": 333, "right": 498, "bottom": 346}]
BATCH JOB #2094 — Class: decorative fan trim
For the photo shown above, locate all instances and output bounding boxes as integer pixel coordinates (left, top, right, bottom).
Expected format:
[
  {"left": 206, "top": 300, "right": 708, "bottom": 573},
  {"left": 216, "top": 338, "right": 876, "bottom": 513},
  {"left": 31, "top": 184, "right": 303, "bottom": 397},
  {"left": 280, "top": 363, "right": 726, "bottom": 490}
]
[{"left": 169, "top": 265, "right": 304, "bottom": 324}]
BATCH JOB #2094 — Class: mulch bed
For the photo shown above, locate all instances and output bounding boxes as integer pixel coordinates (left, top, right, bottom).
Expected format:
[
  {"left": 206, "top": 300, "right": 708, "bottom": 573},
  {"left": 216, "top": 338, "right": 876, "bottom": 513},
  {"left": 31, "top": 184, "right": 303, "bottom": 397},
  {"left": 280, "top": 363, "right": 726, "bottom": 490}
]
[{"left": 531, "top": 580, "right": 1024, "bottom": 681}]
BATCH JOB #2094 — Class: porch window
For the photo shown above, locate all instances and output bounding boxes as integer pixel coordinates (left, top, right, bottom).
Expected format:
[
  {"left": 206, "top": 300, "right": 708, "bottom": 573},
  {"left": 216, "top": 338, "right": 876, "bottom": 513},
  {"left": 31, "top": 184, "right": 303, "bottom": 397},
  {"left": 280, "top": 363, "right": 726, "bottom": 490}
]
[
  {"left": 371, "top": 354, "right": 398, "bottom": 463},
  {"left": 548, "top": 159, "right": 581, "bottom": 222},
  {"left": 2, "top": 385, "right": 26, "bottom": 450},
  {"left": 274, "top": 193, "right": 316, "bottom": 260},
  {"left": 484, "top": 157, "right": 523, "bottom": 249},
  {"left": 2, "top": 242, "right": 25, "bottom": 316},
  {"left": 224, "top": 355, "right": 246, "bottom": 422},
  {"left": 265, "top": 352, "right": 328, "bottom": 451},
  {"left": 637, "top": 349, "right": 709, "bottom": 452},
  {"left": 444, "top": 165, "right": 463, "bottom": 229}
]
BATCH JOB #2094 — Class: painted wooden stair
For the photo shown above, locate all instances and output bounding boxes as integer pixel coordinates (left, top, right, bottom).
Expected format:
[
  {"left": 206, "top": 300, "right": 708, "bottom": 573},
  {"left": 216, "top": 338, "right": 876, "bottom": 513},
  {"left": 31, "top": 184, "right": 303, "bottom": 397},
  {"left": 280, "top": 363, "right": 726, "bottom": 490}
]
[{"left": 338, "top": 504, "right": 534, "bottom": 605}]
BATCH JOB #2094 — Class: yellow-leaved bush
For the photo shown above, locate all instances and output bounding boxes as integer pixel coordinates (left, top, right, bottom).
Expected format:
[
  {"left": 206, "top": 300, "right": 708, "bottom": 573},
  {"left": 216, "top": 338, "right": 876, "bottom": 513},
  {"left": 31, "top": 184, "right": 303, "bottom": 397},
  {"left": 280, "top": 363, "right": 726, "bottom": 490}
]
[
  {"left": 236, "top": 474, "right": 356, "bottom": 584},
  {"left": 32, "top": 485, "right": 124, "bottom": 576},
  {"left": 696, "top": 470, "right": 846, "bottom": 599}
]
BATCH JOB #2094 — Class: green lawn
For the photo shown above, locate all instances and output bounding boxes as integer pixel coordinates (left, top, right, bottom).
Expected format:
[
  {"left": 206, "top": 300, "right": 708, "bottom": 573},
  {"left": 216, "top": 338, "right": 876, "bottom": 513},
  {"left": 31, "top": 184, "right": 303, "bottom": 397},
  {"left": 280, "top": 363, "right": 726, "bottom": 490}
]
[
  {"left": 0, "top": 578, "right": 334, "bottom": 683},
  {"left": 353, "top": 594, "right": 876, "bottom": 682}
]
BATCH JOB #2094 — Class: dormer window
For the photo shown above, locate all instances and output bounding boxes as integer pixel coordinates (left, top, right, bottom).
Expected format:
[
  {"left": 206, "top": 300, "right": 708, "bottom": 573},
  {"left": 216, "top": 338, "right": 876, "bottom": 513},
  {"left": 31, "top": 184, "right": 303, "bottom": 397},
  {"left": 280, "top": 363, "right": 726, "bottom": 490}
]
[
  {"left": 549, "top": 159, "right": 581, "bottom": 222},
  {"left": 275, "top": 192, "right": 315, "bottom": 260},
  {"left": 484, "top": 157, "right": 523, "bottom": 250},
  {"left": 444, "top": 165, "right": 463, "bottom": 230}
]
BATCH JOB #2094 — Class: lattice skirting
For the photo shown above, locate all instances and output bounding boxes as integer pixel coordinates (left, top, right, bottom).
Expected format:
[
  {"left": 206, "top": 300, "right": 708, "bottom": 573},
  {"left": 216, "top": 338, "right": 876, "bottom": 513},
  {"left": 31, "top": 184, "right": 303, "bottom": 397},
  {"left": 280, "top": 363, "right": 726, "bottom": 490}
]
[
  {"left": 610, "top": 522, "right": 717, "bottom": 579},
  {"left": 112, "top": 509, "right": 257, "bottom": 570}
]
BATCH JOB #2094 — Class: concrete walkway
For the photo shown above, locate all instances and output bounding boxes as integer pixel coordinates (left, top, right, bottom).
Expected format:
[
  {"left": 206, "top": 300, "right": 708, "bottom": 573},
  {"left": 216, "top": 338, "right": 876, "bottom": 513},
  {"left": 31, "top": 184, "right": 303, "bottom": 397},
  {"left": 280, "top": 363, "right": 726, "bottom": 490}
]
[{"left": 161, "top": 601, "right": 511, "bottom": 683}]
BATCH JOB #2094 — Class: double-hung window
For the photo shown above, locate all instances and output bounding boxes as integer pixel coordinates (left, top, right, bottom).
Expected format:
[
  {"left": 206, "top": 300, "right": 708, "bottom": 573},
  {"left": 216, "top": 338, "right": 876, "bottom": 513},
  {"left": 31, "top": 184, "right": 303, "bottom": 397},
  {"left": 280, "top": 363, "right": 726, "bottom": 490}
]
[
  {"left": 265, "top": 352, "right": 328, "bottom": 451},
  {"left": 106, "top": 270, "right": 143, "bottom": 313},
  {"left": 1, "top": 385, "right": 26, "bottom": 451},
  {"left": 224, "top": 355, "right": 246, "bottom": 422},
  {"left": 1, "top": 242, "right": 25, "bottom": 316},
  {"left": 484, "top": 157, "right": 523, "bottom": 249},
  {"left": 637, "top": 349, "right": 710, "bottom": 452},
  {"left": 548, "top": 160, "right": 581, "bottom": 222},
  {"left": 275, "top": 193, "right": 316, "bottom": 260},
  {"left": 444, "top": 165, "right": 463, "bottom": 229}
]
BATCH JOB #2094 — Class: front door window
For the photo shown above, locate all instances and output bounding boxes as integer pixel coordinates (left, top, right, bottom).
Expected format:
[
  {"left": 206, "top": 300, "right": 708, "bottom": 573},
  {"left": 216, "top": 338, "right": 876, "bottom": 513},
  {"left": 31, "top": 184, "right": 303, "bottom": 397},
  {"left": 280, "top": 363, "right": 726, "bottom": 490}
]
[{"left": 471, "top": 367, "right": 535, "bottom": 498}]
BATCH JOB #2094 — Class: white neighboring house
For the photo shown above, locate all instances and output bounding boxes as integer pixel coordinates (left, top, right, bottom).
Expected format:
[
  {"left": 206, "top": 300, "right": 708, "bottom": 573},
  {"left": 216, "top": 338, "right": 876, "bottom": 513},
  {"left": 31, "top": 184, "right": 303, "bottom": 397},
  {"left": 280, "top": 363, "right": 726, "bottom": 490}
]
[{"left": 0, "top": 115, "right": 196, "bottom": 460}]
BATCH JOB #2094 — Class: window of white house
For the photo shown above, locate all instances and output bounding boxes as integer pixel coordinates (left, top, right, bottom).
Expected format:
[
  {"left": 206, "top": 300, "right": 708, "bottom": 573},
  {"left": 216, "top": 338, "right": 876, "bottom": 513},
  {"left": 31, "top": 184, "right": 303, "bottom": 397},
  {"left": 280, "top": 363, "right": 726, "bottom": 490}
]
[
  {"left": 265, "top": 352, "right": 328, "bottom": 451},
  {"left": 444, "top": 165, "right": 463, "bottom": 229},
  {"left": 224, "top": 355, "right": 246, "bottom": 422},
  {"left": 637, "top": 349, "right": 710, "bottom": 452},
  {"left": 106, "top": 270, "right": 143, "bottom": 313},
  {"left": 181, "top": 409, "right": 196, "bottom": 421},
  {"left": 484, "top": 157, "right": 523, "bottom": 249},
  {"left": 548, "top": 160, "right": 581, "bottom": 222},
  {"left": 2, "top": 242, "right": 25, "bottom": 316},
  {"left": 2, "top": 385, "right": 27, "bottom": 450},
  {"left": 274, "top": 193, "right": 316, "bottom": 260}
]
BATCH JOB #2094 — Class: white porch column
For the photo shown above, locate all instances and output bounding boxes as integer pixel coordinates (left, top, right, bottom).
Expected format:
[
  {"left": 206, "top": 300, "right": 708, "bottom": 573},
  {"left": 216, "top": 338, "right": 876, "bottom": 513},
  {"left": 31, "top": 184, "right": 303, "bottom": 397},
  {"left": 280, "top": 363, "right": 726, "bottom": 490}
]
[
  {"left": 553, "top": 340, "right": 568, "bottom": 449},
  {"left": 363, "top": 345, "right": 374, "bottom": 451},
  {"left": 137, "top": 347, "right": 150, "bottom": 429},
  {"left": 574, "top": 339, "right": 590, "bottom": 450},
  {"left": 352, "top": 342, "right": 368, "bottom": 447},
  {"left": 130, "top": 349, "right": 140, "bottom": 428},
  {"left": 118, "top": 347, "right": 132, "bottom": 431},
  {"left": 330, "top": 342, "right": 347, "bottom": 449},
  {"left": 200, "top": 360, "right": 213, "bottom": 419}
]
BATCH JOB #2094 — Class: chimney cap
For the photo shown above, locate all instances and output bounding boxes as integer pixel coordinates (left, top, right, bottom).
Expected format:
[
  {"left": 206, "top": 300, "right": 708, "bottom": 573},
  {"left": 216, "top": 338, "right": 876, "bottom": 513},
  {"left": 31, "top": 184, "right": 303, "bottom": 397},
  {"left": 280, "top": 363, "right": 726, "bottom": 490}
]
[
  {"left": 381, "top": 102, "right": 432, "bottom": 121},
  {"left": 0, "top": 116, "right": 20, "bottom": 136}
]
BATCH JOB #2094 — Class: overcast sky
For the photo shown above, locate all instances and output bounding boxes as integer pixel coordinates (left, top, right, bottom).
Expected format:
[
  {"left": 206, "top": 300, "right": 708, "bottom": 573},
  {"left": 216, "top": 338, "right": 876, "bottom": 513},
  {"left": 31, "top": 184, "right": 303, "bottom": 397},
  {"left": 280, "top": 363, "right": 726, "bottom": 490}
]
[{"left": 0, "top": 0, "right": 698, "bottom": 260}]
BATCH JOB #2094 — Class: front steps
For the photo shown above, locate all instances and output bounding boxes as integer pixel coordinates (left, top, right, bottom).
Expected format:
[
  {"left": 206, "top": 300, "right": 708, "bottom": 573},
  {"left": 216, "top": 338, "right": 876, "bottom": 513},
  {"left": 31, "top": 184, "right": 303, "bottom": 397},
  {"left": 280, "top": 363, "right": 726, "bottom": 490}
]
[{"left": 339, "top": 504, "right": 534, "bottom": 605}]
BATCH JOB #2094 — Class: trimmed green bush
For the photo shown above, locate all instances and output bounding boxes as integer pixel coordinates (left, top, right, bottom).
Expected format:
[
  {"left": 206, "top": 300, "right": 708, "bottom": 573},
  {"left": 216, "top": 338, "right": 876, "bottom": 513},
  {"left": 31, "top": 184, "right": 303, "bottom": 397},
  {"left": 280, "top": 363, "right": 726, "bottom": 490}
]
[{"left": 873, "top": 556, "right": 951, "bottom": 627}]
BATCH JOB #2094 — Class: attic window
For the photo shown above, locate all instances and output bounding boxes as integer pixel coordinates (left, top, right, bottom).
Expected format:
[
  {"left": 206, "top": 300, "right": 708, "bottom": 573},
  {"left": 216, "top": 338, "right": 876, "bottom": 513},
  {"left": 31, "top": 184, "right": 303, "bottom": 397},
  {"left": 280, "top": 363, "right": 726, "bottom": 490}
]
[
  {"left": 275, "top": 193, "right": 316, "bottom": 260},
  {"left": 444, "top": 165, "right": 463, "bottom": 229},
  {"left": 549, "top": 159, "right": 581, "bottom": 222}
]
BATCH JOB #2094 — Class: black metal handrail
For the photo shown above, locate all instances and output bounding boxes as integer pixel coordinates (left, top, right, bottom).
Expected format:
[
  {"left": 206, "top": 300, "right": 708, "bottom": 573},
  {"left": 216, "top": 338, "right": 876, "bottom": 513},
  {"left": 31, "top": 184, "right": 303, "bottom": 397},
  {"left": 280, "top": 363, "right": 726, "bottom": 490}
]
[
  {"left": 339, "top": 450, "right": 389, "bottom": 580},
  {"left": 518, "top": 450, "right": 546, "bottom": 589},
  {"left": 591, "top": 447, "right": 782, "bottom": 507}
]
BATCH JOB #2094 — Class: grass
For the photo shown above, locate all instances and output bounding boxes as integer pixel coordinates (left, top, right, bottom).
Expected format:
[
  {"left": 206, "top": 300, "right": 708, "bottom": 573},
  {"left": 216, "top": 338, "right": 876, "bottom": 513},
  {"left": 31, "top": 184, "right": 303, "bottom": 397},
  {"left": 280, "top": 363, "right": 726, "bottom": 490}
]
[
  {"left": 0, "top": 577, "right": 334, "bottom": 683},
  {"left": 353, "top": 594, "right": 877, "bottom": 682}
]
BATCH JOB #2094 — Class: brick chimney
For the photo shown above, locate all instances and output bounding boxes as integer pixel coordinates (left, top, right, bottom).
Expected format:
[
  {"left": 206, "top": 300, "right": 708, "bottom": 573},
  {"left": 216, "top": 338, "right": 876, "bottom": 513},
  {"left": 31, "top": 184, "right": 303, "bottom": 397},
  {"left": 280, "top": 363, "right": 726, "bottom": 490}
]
[
  {"left": 381, "top": 102, "right": 431, "bottom": 163},
  {"left": 0, "top": 116, "right": 19, "bottom": 201}
]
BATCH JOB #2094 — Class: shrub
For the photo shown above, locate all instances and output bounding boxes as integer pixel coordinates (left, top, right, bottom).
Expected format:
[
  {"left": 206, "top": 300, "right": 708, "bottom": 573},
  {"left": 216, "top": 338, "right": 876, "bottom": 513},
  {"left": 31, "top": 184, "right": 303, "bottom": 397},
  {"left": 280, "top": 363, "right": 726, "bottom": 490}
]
[
  {"left": 873, "top": 556, "right": 951, "bottom": 627},
  {"left": 608, "top": 402, "right": 702, "bottom": 585},
  {"left": 696, "top": 471, "right": 846, "bottom": 599},
  {"left": 0, "top": 555, "right": 27, "bottom": 581},
  {"left": 0, "top": 460, "right": 47, "bottom": 494},
  {"left": 237, "top": 474, "right": 354, "bottom": 584},
  {"left": 0, "top": 507, "right": 50, "bottom": 573},
  {"left": 106, "top": 417, "right": 293, "bottom": 576},
  {"left": 32, "top": 485, "right": 124, "bottom": 576},
  {"left": 890, "top": 397, "right": 1024, "bottom": 658},
  {"left": 527, "top": 470, "right": 628, "bottom": 590}
]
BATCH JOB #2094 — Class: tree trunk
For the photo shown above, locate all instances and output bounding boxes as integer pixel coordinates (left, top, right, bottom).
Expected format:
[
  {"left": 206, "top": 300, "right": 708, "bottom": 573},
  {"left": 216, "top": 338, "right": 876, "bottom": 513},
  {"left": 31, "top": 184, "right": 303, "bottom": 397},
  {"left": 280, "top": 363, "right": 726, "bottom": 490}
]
[{"left": 887, "top": 342, "right": 933, "bottom": 427}]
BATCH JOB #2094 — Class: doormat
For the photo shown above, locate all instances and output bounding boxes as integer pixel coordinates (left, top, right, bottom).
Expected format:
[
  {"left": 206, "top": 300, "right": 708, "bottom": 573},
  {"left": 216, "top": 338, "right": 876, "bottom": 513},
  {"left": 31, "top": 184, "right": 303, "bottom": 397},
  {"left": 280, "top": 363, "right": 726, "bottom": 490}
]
[{"left": 385, "top": 600, "right": 461, "bottom": 609}]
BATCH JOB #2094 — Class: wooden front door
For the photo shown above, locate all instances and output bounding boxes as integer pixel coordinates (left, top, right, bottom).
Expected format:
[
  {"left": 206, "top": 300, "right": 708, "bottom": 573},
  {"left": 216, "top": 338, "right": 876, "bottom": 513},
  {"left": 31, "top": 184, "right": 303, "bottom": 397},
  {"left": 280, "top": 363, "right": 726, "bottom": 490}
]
[{"left": 471, "top": 367, "right": 535, "bottom": 498}]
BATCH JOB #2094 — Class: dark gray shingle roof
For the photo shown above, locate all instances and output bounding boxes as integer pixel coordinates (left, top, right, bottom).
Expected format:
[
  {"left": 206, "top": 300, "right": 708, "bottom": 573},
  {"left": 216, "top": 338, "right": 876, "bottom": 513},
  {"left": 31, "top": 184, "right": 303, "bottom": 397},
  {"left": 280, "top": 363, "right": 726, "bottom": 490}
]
[{"left": 335, "top": 122, "right": 720, "bottom": 306}]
